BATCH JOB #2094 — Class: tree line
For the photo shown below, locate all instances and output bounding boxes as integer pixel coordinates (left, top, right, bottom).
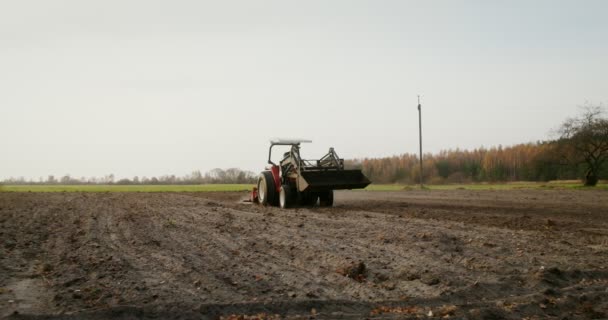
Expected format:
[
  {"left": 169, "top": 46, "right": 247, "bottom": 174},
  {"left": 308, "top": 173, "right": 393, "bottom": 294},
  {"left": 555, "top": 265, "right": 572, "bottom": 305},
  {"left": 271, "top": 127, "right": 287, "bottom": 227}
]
[
  {"left": 345, "top": 142, "right": 577, "bottom": 184},
  {"left": 347, "top": 105, "right": 608, "bottom": 186},
  {"left": 2, "top": 168, "right": 257, "bottom": 185}
]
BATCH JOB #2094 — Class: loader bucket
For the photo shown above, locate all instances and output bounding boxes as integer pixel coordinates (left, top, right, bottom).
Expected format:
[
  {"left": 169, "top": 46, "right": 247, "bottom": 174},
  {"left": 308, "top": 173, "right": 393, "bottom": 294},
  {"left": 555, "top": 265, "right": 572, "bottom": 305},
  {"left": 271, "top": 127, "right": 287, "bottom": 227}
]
[{"left": 298, "top": 170, "right": 371, "bottom": 192}]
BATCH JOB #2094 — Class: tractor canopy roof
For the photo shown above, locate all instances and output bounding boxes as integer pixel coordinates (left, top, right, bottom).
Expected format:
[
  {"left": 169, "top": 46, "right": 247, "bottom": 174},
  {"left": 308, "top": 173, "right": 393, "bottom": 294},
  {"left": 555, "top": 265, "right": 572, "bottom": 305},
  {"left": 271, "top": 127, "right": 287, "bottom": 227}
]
[{"left": 270, "top": 138, "right": 312, "bottom": 145}]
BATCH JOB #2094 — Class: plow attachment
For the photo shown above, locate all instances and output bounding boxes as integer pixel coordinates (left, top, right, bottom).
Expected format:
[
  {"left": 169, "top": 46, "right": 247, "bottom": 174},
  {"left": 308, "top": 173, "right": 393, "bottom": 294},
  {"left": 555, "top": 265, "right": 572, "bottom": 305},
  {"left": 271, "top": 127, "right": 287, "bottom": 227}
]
[{"left": 298, "top": 169, "right": 371, "bottom": 192}]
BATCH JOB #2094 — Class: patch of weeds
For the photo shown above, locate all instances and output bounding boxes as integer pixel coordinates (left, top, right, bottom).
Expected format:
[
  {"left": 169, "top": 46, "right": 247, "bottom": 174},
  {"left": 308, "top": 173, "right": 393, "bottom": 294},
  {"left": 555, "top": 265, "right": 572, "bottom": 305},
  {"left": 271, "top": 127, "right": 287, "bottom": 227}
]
[{"left": 165, "top": 218, "right": 177, "bottom": 228}]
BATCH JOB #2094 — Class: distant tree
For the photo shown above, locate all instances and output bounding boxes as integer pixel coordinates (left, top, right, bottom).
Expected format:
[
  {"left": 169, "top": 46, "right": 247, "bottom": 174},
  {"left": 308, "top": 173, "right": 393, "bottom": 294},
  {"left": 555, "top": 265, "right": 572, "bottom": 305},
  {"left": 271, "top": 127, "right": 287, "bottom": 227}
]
[
  {"left": 189, "top": 171, "right": 203, "bottom": 184},
  {"left": 435, "top": 159, "right": 450, "bottom": 179},
  {"left": 47, "top": 175, "right": 56, "bottom": 184},
  {"left": 225, "top": 168, "right": 242, "bottom": 183},
  {"left": 557, "top": 105, "right": 608, "bottom": 186},
  {"left": 60, "top": 175, "right": 72, "bottom": 184},
  {"left": 207, "top": 168, "right": 226, "bottom": 183},
  {"left": 116, "top": 178, "right": 132, "bottom": 185},
  {"left": 103, "top": 174, "right": 115, "bottom": 184}
]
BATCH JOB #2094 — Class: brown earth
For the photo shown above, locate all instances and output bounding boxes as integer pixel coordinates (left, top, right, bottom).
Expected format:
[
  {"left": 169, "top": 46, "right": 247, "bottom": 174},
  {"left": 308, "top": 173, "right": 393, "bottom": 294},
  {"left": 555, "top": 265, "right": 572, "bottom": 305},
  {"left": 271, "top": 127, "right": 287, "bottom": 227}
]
[{"left": 1, "top": 190, "right": 607, "bottom": 319}]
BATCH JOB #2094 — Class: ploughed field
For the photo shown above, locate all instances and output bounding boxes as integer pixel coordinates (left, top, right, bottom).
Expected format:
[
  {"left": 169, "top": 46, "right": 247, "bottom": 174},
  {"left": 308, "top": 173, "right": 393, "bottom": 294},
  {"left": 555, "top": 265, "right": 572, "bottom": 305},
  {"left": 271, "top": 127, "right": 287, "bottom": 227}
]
[{"left": 1, "top": 190, "right": 607, "bottom": 319}]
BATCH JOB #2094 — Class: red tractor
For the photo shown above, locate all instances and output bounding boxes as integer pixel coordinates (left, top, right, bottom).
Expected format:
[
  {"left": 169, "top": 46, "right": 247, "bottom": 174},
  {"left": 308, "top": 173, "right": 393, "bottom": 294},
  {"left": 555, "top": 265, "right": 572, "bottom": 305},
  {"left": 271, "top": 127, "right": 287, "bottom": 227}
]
[{"left": 251, "top": 139, "right": 371, "bottom": 208}]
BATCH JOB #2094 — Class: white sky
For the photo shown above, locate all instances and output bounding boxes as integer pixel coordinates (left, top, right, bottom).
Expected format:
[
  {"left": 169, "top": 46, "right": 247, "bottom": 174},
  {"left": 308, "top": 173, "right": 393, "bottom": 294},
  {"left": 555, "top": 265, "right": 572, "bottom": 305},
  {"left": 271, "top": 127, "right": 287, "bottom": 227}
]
[{"left": 1, "top": 0, "right": 607, "bottom": 180}]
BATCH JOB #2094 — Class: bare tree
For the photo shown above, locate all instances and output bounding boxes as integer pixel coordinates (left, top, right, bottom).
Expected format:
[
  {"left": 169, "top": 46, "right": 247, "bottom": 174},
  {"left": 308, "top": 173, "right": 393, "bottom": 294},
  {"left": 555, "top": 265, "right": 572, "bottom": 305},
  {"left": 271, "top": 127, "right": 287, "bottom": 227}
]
[
  {"left": 103, "top": 174, "right": 115, "bottom": 184},
  {"left": 207, "top": 168, "right": 226, "bottom": 183},
  {"left": 60, "top": 175, "right": 72, "bottom": 184},
  {"left": 557, "top": 104, "right": 608, "bottom": 186},
  {"left": 225, "top": 168, "right": 241, "bottom": 184},
  {"left": 189, "top": 170, "right": 203, "bottom": 184}
]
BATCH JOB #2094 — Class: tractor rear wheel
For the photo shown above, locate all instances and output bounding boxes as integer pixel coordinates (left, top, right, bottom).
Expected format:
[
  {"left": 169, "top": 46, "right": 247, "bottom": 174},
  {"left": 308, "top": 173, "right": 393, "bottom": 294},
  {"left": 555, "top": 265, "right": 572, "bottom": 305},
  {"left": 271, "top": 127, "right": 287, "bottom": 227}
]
[
  {"left": 279, "top": 184, "right": 294, "bottom": 209},
  {"left": 257, "top": 171, "right": 278, "bottom": 206},
  {"left": 319, "top": 190, "right": 334, "bottom": 207}
]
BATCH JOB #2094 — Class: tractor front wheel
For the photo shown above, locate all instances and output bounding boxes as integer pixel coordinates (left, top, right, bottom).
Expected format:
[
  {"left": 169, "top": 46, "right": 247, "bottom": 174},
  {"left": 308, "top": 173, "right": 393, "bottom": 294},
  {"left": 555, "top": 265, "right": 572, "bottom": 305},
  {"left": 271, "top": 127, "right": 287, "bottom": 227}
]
[{"left": 279, "top": 184, "right": 294, "bottom": 209}]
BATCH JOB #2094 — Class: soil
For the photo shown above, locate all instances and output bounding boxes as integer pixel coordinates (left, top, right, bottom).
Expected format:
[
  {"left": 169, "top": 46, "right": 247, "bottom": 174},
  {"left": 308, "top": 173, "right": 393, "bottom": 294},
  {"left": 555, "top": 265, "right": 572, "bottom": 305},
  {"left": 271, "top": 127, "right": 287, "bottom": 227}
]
[{"left": 1, "top": 190, "right": 607, "bottom": 319}]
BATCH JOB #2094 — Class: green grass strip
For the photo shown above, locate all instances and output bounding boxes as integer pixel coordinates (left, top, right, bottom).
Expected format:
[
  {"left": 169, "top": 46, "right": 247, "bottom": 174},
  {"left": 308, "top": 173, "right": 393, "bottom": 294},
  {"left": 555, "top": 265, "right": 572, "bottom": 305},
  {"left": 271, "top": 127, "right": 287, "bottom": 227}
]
[{"left": 0, "top": 184, "right": 254, "bottom": 192}]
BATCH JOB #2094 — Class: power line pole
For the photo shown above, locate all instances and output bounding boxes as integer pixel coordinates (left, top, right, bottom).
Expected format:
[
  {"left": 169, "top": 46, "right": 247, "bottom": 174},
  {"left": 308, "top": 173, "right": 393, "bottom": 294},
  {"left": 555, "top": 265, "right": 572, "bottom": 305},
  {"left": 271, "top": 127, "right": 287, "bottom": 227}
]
[{"left": 418, "top": 95, "right": 423, "bottom": 188}]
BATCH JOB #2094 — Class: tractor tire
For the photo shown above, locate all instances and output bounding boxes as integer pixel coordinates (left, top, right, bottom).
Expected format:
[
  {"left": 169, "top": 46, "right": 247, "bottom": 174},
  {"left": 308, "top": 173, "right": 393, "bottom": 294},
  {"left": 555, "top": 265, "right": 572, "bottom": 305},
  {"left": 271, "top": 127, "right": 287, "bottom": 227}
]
[
  {"left": 257, "top": 171, "right": 278, "bottom": 206},
  {"left": 279, "top": 184, "right": 294, "bottom": 209},
  {"left": 309, "top": 194, "right": 319, "bottom": 206},
  {"left": 319, "top": 190, "right": 334, "bottom": 207},
  {"left": 299, "top": 192, "right": 318, "bottom": 207}
]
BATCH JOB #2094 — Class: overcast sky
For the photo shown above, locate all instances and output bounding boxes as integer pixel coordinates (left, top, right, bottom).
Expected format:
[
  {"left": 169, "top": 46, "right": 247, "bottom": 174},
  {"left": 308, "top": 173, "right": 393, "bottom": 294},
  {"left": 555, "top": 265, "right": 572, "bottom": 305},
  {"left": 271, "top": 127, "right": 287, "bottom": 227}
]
[{"left": 1, "top": 0, "right": 607, "bottom": 180}]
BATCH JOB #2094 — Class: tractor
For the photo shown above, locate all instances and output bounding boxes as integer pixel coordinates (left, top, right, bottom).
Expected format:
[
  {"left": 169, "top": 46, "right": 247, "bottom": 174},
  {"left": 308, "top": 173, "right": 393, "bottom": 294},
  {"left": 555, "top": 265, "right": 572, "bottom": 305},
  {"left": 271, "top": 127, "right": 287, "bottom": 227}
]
[{"left": 251, "top": 139, "right": 371, "bottom": 208}]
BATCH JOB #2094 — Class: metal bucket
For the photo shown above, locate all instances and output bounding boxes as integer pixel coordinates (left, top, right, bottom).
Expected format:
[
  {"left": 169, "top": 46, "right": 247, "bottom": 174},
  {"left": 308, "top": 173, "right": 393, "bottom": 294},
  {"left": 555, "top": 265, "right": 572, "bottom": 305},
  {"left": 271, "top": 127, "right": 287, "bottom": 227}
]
[{"left": 298, "top": 170, "right": 371, "bottom": 192}]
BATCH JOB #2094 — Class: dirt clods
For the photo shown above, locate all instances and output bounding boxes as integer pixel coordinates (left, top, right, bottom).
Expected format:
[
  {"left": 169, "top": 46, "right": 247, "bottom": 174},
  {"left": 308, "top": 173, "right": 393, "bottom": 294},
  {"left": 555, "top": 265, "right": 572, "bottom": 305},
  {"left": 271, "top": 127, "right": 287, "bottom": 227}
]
[{"left": 337, "top": 261, "right": 367, "bottom": 282}]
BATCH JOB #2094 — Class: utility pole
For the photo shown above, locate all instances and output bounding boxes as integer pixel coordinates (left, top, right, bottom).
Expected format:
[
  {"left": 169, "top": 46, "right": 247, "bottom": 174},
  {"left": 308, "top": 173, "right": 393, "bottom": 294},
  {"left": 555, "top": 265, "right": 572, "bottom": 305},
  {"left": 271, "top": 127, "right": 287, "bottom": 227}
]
[{"left": 418, "top": 95, "right": 423, "bottom": 188}]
